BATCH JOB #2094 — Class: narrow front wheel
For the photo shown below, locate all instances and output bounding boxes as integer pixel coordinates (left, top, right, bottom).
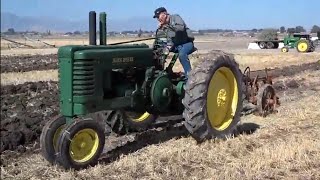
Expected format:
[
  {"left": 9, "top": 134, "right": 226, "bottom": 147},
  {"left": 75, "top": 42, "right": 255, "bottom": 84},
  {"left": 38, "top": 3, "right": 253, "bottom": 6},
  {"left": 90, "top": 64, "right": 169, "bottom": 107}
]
[
  {"left": 56, "top": 118, "right": 105, "bottom": 170},
  {"left": 40, "top": 116, "right": 66, "bottom": 164}
]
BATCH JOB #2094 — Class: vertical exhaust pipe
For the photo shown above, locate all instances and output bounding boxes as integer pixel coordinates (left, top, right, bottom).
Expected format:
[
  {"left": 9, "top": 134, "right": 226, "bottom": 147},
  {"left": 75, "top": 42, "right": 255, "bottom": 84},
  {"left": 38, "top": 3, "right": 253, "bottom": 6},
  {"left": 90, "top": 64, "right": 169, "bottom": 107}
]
[
  {"left": 99, "top": 12, "right": 107, "bottom": 45},
  {"left": 89, "top": 11, "right": 96, "bottom": 45}
]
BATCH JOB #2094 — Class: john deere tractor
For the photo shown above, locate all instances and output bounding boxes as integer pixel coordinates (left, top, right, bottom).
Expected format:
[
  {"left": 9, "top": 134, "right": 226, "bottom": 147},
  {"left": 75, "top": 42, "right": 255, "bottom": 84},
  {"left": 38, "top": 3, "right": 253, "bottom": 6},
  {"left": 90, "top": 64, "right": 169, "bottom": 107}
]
[
  {"left": 40, "top": 11, "right": 244, "bottom": 170},
  {"left": 281, "top": 33, "right": 316, "bottom": 53}
]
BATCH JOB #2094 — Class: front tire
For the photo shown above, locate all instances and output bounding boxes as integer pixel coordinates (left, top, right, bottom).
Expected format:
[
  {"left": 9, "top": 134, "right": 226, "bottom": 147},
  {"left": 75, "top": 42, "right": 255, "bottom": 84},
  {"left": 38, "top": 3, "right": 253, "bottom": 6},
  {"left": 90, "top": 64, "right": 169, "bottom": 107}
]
[
  {"left": 56, "top": 118, "right": 105, "bottom": 170},
  {"left": 40, "top": 116, "right": 66, "bottom": 164},
  {"left": 182, "top": 52, "right": 243, "bottom": 142}
]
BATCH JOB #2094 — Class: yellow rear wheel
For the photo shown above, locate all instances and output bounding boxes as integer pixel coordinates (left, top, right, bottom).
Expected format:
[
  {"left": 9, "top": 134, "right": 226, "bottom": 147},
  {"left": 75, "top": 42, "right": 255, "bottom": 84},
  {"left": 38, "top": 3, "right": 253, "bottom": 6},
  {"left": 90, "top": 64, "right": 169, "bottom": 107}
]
[
  {"left": 102, "top": 110, "right": 157, "bottom": 135},
  {"left": 125, "top": 111, "right": 152, "bottom": 122},
  {"left": 121, "top": 110, "right": 157, "bottom": 131},
  {"left": 56, "top": 118, "right": 105, "bottom": 170},
  {"left": 296, "top": 39, "right": 310, "bottom": 53},
  {"left": 207, "top": 67, "right": 238, "bottom": 131},
  {"left": 182, "top": 51, "right": 242, "bottom": 142}
]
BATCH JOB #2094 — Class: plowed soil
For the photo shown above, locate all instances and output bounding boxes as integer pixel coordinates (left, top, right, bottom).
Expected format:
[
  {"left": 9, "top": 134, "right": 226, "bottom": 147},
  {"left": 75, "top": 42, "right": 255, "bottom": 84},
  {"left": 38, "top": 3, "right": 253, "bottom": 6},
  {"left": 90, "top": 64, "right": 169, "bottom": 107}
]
[
  {"left": 0, "top": 54, "right": 57, "bottom": 73},
  {"left": 0, "top": 81, "right": 59, "bottom": 153}
]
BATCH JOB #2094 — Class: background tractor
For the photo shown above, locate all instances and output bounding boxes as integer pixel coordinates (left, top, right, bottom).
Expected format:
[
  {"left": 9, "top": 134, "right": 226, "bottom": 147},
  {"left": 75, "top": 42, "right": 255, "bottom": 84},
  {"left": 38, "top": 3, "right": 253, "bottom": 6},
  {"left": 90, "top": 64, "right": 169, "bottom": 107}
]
[
  {"left": 40, "top": 11, "right": 280, "bottom": 170},
  {"left": 281, "top": 33, "right": 316, "bottom": 53}
]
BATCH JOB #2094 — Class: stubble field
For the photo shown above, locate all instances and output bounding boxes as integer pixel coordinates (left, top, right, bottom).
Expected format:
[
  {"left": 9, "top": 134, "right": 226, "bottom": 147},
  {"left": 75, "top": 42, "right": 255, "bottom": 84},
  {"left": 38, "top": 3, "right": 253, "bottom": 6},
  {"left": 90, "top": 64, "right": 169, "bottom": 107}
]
[{"left": 1, "top": 35, "right": 320, "bottom": 180}]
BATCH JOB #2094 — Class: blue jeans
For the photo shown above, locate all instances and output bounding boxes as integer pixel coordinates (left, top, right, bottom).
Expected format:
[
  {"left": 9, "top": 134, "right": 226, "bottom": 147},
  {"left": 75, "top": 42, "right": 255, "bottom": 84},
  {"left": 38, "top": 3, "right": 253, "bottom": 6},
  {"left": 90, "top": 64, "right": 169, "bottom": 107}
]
[{"left": 175, "top": 42, "right": 194, "bottom": 77}]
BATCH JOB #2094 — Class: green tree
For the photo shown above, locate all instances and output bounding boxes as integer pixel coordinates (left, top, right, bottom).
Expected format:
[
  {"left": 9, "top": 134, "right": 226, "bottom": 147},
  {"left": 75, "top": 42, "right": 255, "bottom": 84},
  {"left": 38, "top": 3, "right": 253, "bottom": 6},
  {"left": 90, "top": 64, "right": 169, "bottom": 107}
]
[
  {"left": 280, "top": 26, "right": 286, "bottom": 33},
  {"left": 311, "top": 25, "right": 320, "bottom": 33},
  {"left": 258, "top": 28, "right": 278, "bottom": 41},
  {"left": 287, "top": 28, "right": 296, "bottom": 34},
  {"left": 7, "top": 28, "right": 15, "bottom": 34},
  {"left": 295, "top": 26, "right": 306, "bottom": 33}
]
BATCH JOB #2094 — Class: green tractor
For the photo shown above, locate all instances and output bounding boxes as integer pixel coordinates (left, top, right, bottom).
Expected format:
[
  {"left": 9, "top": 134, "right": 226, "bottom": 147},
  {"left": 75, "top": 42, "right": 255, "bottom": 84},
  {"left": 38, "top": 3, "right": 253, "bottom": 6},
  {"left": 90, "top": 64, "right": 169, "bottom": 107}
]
[
  {"left": 40, "top": 11, "right": 278, "bottom": 170},
  {"left": 281, "top": 33, "right": 316, "bottom": 53}
]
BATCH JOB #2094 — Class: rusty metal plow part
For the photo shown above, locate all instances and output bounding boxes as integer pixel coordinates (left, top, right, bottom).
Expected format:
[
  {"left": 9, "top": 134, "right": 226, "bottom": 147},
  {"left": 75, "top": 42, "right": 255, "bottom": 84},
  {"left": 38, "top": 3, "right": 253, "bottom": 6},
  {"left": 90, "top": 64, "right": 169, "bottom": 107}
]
[{"left": 241, "top": 66, "right": 280, "bottom": 117}]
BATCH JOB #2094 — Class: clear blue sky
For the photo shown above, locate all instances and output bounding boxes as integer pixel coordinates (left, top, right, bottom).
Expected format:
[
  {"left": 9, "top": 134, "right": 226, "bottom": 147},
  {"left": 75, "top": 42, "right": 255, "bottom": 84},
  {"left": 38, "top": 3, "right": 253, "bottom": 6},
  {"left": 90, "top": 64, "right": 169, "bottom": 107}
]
[{"left": 2, "top": 0, "right": 319, "bottom": 30}]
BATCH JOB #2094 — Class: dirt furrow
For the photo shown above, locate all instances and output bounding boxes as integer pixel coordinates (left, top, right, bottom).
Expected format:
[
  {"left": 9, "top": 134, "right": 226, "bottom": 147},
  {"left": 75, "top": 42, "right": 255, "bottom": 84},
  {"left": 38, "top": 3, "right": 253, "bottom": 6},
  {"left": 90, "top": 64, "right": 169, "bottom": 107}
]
[
  {"left": 0, "top": 81, "right": 59, "bottom": 153},
  {"left": 0, "top": 54, "right": 57, "bottom": 73}
]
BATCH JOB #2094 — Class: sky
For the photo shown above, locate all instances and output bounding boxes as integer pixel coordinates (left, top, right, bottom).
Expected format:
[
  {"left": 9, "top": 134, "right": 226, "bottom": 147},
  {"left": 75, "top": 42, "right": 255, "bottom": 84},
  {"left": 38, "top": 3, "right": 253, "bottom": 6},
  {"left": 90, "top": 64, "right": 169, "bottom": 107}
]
[{"left": 2, "top": 0, "right": 319, "bottom": 30}]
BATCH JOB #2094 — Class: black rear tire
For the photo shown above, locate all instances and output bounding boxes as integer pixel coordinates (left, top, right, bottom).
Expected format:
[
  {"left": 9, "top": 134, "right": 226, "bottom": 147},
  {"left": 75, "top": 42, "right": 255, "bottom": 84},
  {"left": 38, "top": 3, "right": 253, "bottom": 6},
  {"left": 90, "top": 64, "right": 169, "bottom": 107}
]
[
  {"left": 266, "top": 42, "right": 274, "bottom": 49},
  {"left": 182, "top": 51, "right": 243, "bottom": 142},
  {"left": 259, "top": 42, "right": 266, "bottom": 49}
]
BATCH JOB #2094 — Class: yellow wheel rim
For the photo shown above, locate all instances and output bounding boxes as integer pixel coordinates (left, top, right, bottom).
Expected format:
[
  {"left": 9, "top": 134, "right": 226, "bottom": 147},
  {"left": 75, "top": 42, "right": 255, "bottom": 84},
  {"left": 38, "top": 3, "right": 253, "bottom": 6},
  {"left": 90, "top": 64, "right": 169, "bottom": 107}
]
[
  {"left": 69, "top": 129, "right": 99, "bottom": 163},
  {"left": 206, "top": 67, "right": 238, "bottom": 131},
  {"left": 126, "top": 112, "right": 151, "bottom": 122},
  {"left": 281, "top": 48, "right": 287, "bottom": 52},
  {"left": 53, "top": 125, "right": 65, "bottom": 151},
  {"left": 298, "top": 42, "right": 308, "bottom": 52}
]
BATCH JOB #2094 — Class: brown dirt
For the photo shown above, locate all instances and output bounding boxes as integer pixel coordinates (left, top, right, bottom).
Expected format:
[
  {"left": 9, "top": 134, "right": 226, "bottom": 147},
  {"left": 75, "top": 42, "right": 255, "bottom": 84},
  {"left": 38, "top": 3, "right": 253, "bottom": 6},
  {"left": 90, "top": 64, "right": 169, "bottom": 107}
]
[
  {"left": 0, "top": 54, "right": 57, "bottom": 73},
  {"left": 0, "top": 81, "right": 59, "bottom": 153}
]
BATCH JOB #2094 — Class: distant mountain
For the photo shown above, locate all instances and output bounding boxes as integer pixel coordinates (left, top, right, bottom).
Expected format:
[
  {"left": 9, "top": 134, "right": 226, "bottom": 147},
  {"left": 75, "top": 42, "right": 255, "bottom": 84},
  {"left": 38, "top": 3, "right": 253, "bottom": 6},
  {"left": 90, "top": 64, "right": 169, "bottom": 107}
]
[{"left": 1, "top": 12, "right": 157, "bottom": 33}]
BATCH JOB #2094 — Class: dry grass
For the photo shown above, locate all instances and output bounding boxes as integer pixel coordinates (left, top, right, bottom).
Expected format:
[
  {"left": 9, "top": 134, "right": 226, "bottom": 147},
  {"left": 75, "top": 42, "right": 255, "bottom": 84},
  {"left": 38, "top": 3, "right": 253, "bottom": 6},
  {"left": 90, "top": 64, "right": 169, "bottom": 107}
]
[
  {"left": 1, "top": 70, "right": 320, "bottom": 180},
  {"left": 234, "top": 52, "right": 320, "bottom": 71},
  {"left": 1, "top": 70, "right": 58, "bottom": 86},
  {"left": 0, "top": 48, "right": 58, "bottom": 56}
]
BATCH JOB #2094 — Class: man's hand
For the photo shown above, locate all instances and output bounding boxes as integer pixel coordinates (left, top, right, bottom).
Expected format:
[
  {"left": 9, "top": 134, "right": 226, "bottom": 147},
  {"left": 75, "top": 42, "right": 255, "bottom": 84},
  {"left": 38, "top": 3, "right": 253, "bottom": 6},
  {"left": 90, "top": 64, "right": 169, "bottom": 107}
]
[{"left": 158, "top": 22, "right": 164, "bottom": 29}]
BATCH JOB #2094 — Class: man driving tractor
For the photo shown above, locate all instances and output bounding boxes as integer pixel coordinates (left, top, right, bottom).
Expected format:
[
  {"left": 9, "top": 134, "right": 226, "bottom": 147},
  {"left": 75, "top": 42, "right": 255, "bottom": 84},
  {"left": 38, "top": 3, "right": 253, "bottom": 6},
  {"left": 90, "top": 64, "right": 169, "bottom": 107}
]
[{"left": 153, "top": 7, "right": 196, "bottom": 77}]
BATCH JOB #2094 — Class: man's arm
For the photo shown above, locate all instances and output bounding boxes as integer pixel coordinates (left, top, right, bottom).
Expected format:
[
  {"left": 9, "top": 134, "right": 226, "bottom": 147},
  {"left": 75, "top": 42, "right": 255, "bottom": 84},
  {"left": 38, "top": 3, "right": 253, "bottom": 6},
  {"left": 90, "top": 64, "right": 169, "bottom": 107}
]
[{"left": 167, "top": 14, "right": 186, "bottom": 32}]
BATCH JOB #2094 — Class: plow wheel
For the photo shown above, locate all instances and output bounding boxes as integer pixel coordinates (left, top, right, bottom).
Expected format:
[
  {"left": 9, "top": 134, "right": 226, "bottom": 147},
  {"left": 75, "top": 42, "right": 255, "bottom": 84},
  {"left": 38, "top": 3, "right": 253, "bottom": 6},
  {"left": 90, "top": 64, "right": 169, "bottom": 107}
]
[
  {"left": 281, "top": 47, "right": 289, "bottom": 53},
  {"left": 40, "top": 116, "right": 66, "bottom": 164},
  {"left": 296, "top": 39, "right": 310, "bottom": 53},
  {"left": 256, "top": 84, "right": 278, "bottom": 117},
  {"left": 56, "top": 118, "right": 105, "bottom": 170},
  {"left": 182, "top": 52, "right": 243, "bottom": 142}
]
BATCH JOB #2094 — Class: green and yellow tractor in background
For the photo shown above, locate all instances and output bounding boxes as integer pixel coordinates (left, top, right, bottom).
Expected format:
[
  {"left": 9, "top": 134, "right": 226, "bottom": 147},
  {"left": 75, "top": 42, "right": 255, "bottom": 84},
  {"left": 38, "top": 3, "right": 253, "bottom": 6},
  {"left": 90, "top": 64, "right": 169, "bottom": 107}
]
[
  {"left": 281, "top": 33, "right": 317, "bottom": 53},
  {"left": 40, "top": 11, "right": 279, "bottom": 170}
]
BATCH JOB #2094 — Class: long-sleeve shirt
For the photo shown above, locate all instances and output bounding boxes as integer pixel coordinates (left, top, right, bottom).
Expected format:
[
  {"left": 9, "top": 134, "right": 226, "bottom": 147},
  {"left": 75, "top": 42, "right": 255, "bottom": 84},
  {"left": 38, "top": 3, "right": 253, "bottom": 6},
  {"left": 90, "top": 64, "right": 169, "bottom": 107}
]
[{"left": 163, "top": 14, "right": 194, "bottom": 46}]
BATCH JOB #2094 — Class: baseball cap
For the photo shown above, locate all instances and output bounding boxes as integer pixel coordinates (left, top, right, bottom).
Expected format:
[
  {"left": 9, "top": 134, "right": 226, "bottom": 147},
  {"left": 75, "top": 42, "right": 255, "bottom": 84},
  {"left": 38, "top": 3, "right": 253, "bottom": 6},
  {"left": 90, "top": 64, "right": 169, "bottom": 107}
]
[{"left": 153, "top": 7, "right": 167, "bottom": 18}]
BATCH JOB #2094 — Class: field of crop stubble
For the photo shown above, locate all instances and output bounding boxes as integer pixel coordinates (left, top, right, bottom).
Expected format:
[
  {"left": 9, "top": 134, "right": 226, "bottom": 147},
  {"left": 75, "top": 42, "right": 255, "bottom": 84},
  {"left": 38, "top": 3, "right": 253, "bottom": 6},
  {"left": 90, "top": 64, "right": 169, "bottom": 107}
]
[{"left": 1, "top": 35, "right": 320, "bottom": 180}]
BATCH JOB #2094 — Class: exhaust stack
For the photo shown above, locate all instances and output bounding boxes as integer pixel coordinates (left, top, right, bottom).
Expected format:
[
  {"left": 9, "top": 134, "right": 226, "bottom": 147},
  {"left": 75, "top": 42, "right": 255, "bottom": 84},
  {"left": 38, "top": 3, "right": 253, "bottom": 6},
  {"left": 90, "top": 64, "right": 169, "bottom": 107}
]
[
  {"left": 99, "top": 12, "right": 107, "bottom": 45},
  {"left": 89, "top": 11, "right": 96, "bottom": 45}
]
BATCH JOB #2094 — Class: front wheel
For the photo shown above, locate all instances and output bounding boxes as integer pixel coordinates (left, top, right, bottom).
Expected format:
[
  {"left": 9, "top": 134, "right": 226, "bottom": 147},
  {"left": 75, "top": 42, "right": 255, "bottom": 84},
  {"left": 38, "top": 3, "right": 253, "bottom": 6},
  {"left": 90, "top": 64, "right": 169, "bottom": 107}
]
[
  {"left": 182, "top": 51, "right": 243, "bottom": 142},
  {"left": 281, "top": 47, "right": 289, "bottom": 53},
  {"left": 56, "top": 118, "right": 105, "bottom": 170},
  {"left": 40, "top": 116, "right": 66, "bottom": 164}
]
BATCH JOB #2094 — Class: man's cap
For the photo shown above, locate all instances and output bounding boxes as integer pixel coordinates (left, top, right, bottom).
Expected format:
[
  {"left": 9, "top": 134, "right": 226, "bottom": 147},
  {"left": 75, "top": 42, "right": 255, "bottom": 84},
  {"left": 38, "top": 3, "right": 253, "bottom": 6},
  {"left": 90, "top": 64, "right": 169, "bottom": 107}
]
[{"left": 153, "top": 7, "right": 167, "bottom": 18}]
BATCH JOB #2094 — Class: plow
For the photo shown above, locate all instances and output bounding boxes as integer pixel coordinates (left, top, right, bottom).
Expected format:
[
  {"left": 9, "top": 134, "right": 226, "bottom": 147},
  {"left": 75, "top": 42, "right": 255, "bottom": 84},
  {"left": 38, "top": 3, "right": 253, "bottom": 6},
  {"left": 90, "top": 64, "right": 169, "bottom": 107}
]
[{"left": 40, "top": 11, "right": 280, "bottom": 170}]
